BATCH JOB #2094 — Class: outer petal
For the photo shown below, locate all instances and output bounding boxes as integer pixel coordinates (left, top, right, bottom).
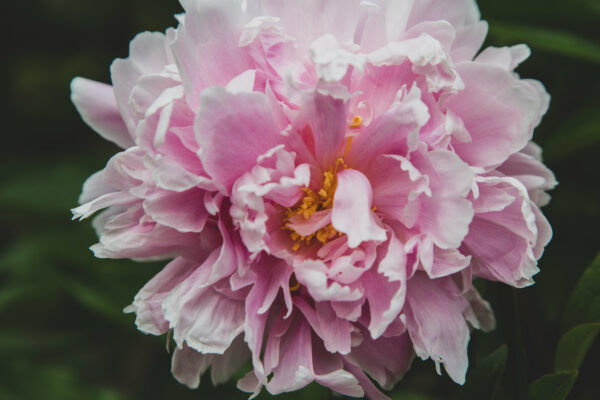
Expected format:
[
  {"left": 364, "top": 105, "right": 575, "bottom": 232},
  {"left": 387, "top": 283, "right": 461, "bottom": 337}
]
[
  {"left": 164, "top": 282, "right": 246, "bottom": 354},
  {"left": 463, "top": 176, "right": 547, "bottom": 287},
  {"left": 143, "top": 187, "right": 208, "bottom": 233},
  {"left": 346, "top": 328, "right": 413, "bottom": 390},
  {"left": 171, "top": 335, "right": 250, "bottom": 389},
  {"left": 404, "top": 273, "right": 470, "bottom": 384},
  {"left": 126, "top": 256, "right": 197, "bottom": 335},
  {"left": 110, "top": 31, "right": 172, "bottom": 132},
  {"left": 70, "top": 78, "right": 133, "bottom": 148},
  {"left": 448, "top": 62, "right": 548, "bottom": 168},
  {"left": 332, "top": 169, "right": 387, "bottom": 248}
]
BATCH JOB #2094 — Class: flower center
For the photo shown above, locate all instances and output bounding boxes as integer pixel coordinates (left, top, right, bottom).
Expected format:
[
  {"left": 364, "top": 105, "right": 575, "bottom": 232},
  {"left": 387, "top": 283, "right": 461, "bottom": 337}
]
[
  {"left": 283, "top": 117, "right": 362, "bottom": 252},
  {"left": 284, "top": 158, "right": 348, "bottom": 251}
]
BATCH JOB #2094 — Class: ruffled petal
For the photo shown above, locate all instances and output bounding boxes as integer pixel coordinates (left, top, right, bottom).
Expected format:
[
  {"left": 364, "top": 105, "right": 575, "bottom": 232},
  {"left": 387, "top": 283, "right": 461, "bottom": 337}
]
[{"left": 195, "top": 87, "right": 285, "bottom": 191}]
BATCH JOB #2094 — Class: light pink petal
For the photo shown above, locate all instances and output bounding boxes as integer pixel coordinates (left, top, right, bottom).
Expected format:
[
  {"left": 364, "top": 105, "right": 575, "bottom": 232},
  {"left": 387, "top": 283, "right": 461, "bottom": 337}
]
[
  {"left": 195, "top": 87, "right": 284, "bottom": 191},
  {"left": 343, "top": 360, "right": 392, "bottom": 400},
  {"left": 237, "top": 371, "right": 262, "bottom": 399},
  {"left": 448, "top": 62, "right": 549, "bottom": 168},
  {"left": 451, "top": 21, "right": 488, "bottom": 62},
  {"left": 367, "top": 34, "right": 463, "bottom": 93},
  {"left": 171, "top": 343, "right": 212, "bottom": 389},
  {"left": 363, "top": 268, "right": 405, "bottom": 340},
  {"left": 426, "top": 247, "right": 471, "bottom": 278},
  {"left": 256, "top": 0, "right": 363, "bottom": 54},
  {"left": 464, "top": 212, "right": 539, "bottom": 288},
  {"left": 266, "top": 314, "right": 363, "bottom": 397},
  {"left": 70, "top": 78, "right": 133, "bottom": 148},
  {"left": 144, "top": 155, "right": 215, "bottom": 193},
  {"left": 295, "top": 297, "right": 353, "bottom": 354},
  {"left": 164, "top": 282, "right": 245, "bottom": 354},
  {"left": 497, "top": 143, "right": 557, "bottom": 207},
  {"left": 362, "top": 234, "right": 407, "bottom": 339},
  {"left": 346, "top": 328, "right": 413, "bottom": 390},
  {"left": 72, "top": 191, "right": 137, "bottom": 220},
  {"left": 265, "top": 315, "right": 314, "bottom": 394},
  {"left": 171, "top": 335, "right": 250, "bottom": 389},
  {"left": 411, "top": 149, "right": 474, "bottom": 249},
  {"left": 332, "top": 169, "right": 387, "bottom": 248},
  {"left": 172, "top": 0, "right": 253, "bottom": 110},
  {"left": 405, "top": 273, "right": 470, "bottom": 384},
  {"left": 295, "top": 90, "right": 348, "bottom": 168},
  {"left": 463, "top": 176, "right": 545, "bottom": 287},
  {"left": 475, "top": 44, "right": 531, "bottom": 71},
  {"left": 126, "top": 256, "right": 197, "bottom": 335},
  {"left": 532, "top": 205, "right": 552, "bottom": 259},
  {"left": 110, "top": 31, "right": 172, "bottom": 132},
  {"left": 354, "top": 63, "right": 416, "bottom": 121},
  {"left": 347, "top": 84, "right": 428, "bottom": 169},
  {"left": 91, "top": 205, "right": 206, "bottom": 260},
  {"left": 143, "top": 187, "right": 208, "bottom": 232},
  {"left": 294, "top": 259, "right": 364, "bottom": 302},
  {"left": 368, "top": 154, "right": 429, "bottom": 229},
  {"left": 287, "top": 209, "right": 332, "bottom": 237},
  {"left": 463, "top": 288, "right": 496, "bottom": 333},
  {"left": 210, "top": 335, "right": 251, "bottom": 384}
]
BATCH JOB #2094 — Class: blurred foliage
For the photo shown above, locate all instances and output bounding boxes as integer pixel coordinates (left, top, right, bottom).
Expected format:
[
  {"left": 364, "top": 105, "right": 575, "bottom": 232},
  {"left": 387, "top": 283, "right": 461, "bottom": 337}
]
[{"left": 1, "top": 0, "right": 599, "bottom": 399}]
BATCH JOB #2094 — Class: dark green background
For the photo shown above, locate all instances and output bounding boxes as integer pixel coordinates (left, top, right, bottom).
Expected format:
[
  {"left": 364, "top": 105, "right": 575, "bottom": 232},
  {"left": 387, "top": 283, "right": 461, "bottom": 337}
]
[{"left": 2, "top": 0, "right": 599, "bottom": 399}]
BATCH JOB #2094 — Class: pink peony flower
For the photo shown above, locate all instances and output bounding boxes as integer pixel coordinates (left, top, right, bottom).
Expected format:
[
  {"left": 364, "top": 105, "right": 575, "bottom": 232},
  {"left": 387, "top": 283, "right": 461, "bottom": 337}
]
[{"left": 71, "top": 0, "right": 556, "bottom": 398}]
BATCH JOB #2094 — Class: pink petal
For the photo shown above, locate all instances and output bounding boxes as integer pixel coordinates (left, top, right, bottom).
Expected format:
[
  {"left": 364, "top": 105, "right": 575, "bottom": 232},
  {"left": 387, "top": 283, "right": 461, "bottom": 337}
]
[
  {"left": 143, "top": 187, "right": 208, "bottom": 232},
  {"left": 448, "top": 62, "right": 549, "bottom": 168},
  {"left": 195, "top": 87, "right": 285, "bottom": 191},
  {"left": 295, "top": 90, "right": 349, "bottom": 168},
  {"left": 347, "top": 84, "right": 428, "bottom": 169},
  {"left": 346, "top": 328, "right": 413, "bottom": 390},
  {"left": 70, "top": 78, "right": 133, "bottom": 148},
  {"left": 172, "top": 0, "right": 253, "bottom": 110},
  {"left": 368, "top": 154, "right": 429, "bottom": 229},
  {"left": 295, "top": 297, "right": 353, "bottom": 354},
  {"left": 126, "top": 256, "right": 197, "bottom": 335},
  {"left": 287, "top": 209, "right": 332, "bottom": 237},
  {"left": 164, "top": 281, "right": 245, "bottom": 354},
  {"left": 171, "top": 343, "right": 211, "bottom": 389},
  {"left": 412, "top": 149, "right": 474, "bottom": 249},
  {"left": 405, "top": 273, "right": 470, "bottom": 384},
  {"left": 332, "top": 169, "right": 387, "bottom": 248},
  {"left": 110, "top": 31, "right": 172, "bottom": 132}
]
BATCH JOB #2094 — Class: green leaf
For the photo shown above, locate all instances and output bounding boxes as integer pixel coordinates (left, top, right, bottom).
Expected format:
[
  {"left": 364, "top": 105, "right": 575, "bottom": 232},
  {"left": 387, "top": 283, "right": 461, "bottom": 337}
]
[
  {"left": 459, "top": 345, "right": 508, "bottom": 400},
  {"left": 555, "top": 322, "right": 600, "bottom": 371},
  {"left": 528, "top": 371, "right": 578, "bottom": 400},
  {"left": 489, "top": 22, "right": 600, "bottom": 63},
  {"left": 562, "top": 253, "right": 600, "bottom": 330}
]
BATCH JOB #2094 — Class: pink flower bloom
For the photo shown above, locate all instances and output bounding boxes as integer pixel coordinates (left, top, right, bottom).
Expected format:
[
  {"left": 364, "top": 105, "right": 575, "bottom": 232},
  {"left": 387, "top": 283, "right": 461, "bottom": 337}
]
[{"left": 71, "top": 0, "right": 555, "bottom": 398}]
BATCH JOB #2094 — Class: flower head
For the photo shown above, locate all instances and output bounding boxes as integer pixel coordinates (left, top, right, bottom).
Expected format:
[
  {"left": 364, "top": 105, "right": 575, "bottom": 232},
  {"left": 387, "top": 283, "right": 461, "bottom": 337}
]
[{"left": 71, "top": 0, "right": 556, "bottom": 398}]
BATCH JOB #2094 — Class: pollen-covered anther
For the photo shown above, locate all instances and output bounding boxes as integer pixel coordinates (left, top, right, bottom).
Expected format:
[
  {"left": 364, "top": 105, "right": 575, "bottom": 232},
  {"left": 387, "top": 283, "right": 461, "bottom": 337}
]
[
  {"left": 284, "top": 158, "right": 349, "bottom": 250},
  {"left": 349, "top": 115, "right": 362, "bottom": 129}
]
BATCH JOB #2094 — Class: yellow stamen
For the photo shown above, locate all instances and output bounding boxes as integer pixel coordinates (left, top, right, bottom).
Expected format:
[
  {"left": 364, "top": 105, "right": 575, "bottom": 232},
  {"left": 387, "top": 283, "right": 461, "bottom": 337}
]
[
  {"left": 283, "top": 158, "right": 350, "bottom": 250},
  {"left": 349, "top": 115, "right": 362, "bottom": 129},
  {"left": 343, "top": 136, "right": 354, "bottom": 158},
  {"left": 289, "top": 274, "right": 301, "bottom": 292}
]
